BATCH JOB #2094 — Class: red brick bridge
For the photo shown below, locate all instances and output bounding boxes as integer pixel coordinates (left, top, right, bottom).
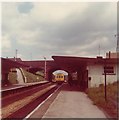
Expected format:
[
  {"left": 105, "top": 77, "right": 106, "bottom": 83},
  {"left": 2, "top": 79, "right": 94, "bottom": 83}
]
[{"left": 2, "top": 55, "right": 115, "bottom": 90}]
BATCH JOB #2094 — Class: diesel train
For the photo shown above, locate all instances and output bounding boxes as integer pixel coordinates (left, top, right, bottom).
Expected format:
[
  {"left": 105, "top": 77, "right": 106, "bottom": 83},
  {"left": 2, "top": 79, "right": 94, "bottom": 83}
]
[{"left": 52, "top": 73, "right": 66, "bottom": 84}]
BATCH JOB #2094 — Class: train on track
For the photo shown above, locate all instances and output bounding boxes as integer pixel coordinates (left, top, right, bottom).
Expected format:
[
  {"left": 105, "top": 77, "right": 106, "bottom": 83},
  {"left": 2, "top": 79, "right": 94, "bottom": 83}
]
[{"left": 52, "top": 73, "right": 66, "bottom": 84}]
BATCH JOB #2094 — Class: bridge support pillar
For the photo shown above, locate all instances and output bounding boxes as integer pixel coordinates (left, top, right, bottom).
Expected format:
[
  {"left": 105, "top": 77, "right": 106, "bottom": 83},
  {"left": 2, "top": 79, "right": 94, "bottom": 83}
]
[
  {"left": 1, "top": 72, "right": 10, "bottom": 86},
  {"left": 77, "top": 68, "right": 88, "bottom": 91}
]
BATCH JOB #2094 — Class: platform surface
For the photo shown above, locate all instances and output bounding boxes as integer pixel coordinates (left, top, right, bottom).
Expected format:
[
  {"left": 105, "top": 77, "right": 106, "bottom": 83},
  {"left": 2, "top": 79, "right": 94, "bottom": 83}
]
[
  {"left": 42, "top": 84, "right": 106, "bottom": 118},
  {"left": 2, "top": 81, "right": 48, "bottom": 91}
]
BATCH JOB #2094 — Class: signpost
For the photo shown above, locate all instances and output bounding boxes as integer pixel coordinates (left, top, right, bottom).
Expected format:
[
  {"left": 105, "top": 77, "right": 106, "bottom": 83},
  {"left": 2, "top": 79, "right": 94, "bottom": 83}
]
[
  {"left": 104, "top": 64, "right": 107, "bottom": 101},
  {"left": 104, "top": 59, "right": 108, "bottom": 101}
]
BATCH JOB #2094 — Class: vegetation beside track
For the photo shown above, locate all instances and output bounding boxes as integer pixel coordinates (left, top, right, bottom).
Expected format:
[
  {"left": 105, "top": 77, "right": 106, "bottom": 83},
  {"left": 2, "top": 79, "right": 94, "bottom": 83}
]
[
  {"left": 22, "top": 69, "right": 45, "bottom": 82},
  {"left": 86, "top": 81, "right": 118, "bottom": 118},
  {"left": 8, "top": 68, "right": 45, "bottom": 84}
]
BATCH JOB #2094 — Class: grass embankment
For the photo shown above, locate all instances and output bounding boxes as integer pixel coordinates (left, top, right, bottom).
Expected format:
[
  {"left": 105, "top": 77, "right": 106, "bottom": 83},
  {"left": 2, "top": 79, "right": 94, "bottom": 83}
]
[
  {"left": 86, "top": 82, "right": 118, "bottom": 118},
  {"left": 22, "top": 69, "right": 45, "bottom": 82},
  {"left": 8, "top": 68, "right": 45, "bottom": 84}
]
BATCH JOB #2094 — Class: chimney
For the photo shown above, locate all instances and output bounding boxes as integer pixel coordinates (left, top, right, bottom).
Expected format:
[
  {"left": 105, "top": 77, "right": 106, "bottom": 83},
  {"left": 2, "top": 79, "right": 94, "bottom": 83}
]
[{"left": 14, "top": 57, "right": 16, "bottom": 61}]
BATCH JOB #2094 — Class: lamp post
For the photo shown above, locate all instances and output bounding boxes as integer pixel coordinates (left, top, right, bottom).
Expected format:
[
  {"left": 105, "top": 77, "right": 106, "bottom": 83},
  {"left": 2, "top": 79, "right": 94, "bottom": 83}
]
[
  {"left": 44, "top": 57, "right": 46, "bottom": 80},
  {"left": 115, "top": 34, "right": 119, "bottom": 117},
  {"left": 104, "top": 58, "right": 107, "bottom": 101}
]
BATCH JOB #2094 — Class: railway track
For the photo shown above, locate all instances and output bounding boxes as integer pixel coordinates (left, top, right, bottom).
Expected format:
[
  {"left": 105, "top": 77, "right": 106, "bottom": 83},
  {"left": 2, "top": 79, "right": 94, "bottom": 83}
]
[
  {"left": 1, "top": 82, "right": 60, "bottom": 119},
  {"left": 2, "top": 81, "right": 49, "bottom": 98},
  {"left": 2, "top": 82, "right": 50, "bottom": 107}
]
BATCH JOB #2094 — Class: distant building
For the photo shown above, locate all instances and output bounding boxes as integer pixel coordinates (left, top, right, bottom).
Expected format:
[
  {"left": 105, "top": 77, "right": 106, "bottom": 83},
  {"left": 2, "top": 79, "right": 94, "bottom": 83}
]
[
  {"left": 87, "top": 52, "right": 117, "bottom": 87},
  {"left": 106, "top": 51, "right": 118, "bottom": 58}
]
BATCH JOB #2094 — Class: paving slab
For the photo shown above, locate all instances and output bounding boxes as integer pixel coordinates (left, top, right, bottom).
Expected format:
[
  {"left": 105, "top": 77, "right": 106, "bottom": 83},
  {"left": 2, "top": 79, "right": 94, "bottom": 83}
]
[{"left": 42, "top": 85, "right": 106, "bottom": 118}]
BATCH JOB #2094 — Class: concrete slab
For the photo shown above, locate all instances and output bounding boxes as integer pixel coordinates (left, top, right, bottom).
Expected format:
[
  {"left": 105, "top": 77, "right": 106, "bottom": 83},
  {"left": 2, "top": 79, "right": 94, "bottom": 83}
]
[{"left": 43, "top": 87, "right": 106, "bottom": 118}]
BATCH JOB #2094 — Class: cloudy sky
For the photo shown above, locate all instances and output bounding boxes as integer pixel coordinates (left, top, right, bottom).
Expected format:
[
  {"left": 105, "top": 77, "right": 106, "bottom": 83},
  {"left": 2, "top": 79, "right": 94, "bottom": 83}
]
[{"left": 1, "top": 2, "right": 117, "bottom": 60}]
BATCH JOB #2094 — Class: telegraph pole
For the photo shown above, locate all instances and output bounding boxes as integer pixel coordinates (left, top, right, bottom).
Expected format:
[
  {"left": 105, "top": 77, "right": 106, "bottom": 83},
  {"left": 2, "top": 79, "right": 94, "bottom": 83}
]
[
  {"left": 115, "top": 34, "right": 118, "bottom": 52},
  {"left": 15, "top": 49, "right": 18, "bottom": 61}
]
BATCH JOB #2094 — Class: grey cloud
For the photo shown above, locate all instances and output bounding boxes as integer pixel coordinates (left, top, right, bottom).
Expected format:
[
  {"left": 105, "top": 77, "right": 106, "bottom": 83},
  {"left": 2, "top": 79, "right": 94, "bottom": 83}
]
[{"left": 2, "top": 2, "right": 117, "bottom": 60}]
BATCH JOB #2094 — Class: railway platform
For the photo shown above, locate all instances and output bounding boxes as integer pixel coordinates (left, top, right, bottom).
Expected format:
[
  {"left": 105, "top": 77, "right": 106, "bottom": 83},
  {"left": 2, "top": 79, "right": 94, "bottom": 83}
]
[
  {"left": 2, "top": 81, "right": 48, "bottom": 91},
  {"left": 29, "top": 83, "right": 107, "bottom": 118}
]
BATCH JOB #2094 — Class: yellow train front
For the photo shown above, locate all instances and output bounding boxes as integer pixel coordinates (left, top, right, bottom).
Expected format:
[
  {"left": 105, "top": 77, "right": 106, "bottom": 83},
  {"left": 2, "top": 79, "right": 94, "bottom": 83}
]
[{"left": 54, "top": 73, "right": 65, "bottom": 84}]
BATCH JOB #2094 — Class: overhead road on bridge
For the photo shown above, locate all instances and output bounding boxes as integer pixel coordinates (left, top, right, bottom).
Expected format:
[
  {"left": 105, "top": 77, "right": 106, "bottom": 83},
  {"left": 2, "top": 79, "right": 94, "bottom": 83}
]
[
  {"left": 1, "top": 58, "right": 29, "bottom": 86},
  {"left": 52, "top": 56, "right": 117, "bottom": 68}
]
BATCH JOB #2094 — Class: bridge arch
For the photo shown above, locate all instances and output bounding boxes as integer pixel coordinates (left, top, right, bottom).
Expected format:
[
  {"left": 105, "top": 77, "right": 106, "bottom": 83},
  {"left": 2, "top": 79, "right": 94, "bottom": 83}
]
[{"left": 46, "top": 67, "right": 71, "bottom": 82}]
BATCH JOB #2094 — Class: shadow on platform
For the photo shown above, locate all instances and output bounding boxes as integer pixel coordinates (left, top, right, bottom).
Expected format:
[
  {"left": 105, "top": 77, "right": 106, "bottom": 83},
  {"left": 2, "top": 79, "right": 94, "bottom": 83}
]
[{"left": 61, "top": 83, "right": 81, "bottom": 91}]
